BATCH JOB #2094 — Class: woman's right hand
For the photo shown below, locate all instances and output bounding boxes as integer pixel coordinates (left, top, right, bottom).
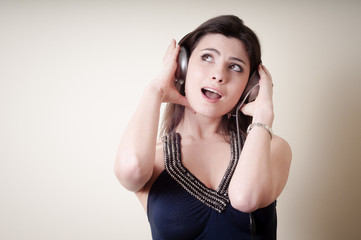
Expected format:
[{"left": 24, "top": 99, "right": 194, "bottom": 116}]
[{"left": 151, "top": 39, "right": 194, "bottom": 112}]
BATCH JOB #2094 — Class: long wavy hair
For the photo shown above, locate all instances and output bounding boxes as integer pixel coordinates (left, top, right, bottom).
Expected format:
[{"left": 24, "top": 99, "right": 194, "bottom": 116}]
[{"left": 161, "top": 15, "right": 262, "bottom": 139}]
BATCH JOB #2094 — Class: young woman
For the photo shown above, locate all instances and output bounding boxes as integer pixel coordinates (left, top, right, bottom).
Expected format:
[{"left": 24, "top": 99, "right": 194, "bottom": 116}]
[{"left": 115, "top": 15, "right": 292, "bottom": 240}]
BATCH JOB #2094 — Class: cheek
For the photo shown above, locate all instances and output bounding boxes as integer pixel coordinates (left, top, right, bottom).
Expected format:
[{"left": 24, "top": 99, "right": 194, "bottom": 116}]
[
  {"left": 228, "top": 82, "right": 248, "bottom": 107},
  {"left": 186, "top": 62, "right": 205, "bottom": 81},
  {"left": 184, "top": 66, "right": 205, "bottom": 95},
  {"left": 228, "top": 95, "right": 242, "bottom": 110}
]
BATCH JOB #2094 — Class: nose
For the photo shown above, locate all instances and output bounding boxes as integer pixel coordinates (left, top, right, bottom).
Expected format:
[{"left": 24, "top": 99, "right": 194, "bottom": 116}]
[
  {"left": 211, "top": 65, "right": 226, "bottom": 83},
  {"left": 212, "top": 76, "right": 223, "bottom": 83}
]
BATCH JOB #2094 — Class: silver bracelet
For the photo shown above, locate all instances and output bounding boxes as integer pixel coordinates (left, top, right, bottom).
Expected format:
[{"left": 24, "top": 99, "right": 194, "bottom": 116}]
[{"left": 247, "top": 122, "right": 273, "bottom": 139}]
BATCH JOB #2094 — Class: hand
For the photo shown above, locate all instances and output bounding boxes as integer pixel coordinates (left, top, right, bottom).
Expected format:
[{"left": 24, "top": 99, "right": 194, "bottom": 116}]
[
  {"left": 152, "top": 39, "right": 194, "bottom": 112},
  {"left": 241, "top": 64, "right": 274, "bottom": 125}
]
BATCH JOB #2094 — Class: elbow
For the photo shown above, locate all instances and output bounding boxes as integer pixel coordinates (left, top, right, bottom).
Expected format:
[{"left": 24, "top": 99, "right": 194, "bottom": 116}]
[
  {"left": 229, "top": 194, "right": 260, "bottom": 213},
  {"left": 114, "top": 154, "right": 152, "bottom": 192},
  {"left": 229, "top": 187, "right": 275, "bottom": 213}
]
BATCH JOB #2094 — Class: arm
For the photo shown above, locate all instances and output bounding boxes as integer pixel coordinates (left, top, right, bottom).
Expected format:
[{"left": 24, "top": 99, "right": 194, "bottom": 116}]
[
  {"left": 114, "top": 85, "right": 162, "bottom": 192},
  {"left": 228, "top": 65, "right": 292, "bottom": 212},
  {"left": 114, "top": 40, "right": 192, "bottom": 192}
]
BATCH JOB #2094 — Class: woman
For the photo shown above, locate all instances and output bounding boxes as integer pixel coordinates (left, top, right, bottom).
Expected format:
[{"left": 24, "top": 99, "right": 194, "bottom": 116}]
[{"left": 115, "top": 15, "right": 292, "bottom": 240}]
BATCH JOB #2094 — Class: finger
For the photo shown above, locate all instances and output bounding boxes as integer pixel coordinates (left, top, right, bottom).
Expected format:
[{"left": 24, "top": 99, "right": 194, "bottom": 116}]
[
  {"left": 261, "top": 64, "right": 272, "bottom": 79},
  {"left": 259, "top": 65, "right": 272, "bottom": 83},
  {"left": 163, "top": 39, "right": 177, "bottom": 63},
  {"left": 159, "top": 42, "right": 180, "bottom": 81},
  {"left": 258, "top": 65, "right": 267, "bottom": 80},
  {"left": 170, "top": 43, "right": 180, "bottom": 62}
]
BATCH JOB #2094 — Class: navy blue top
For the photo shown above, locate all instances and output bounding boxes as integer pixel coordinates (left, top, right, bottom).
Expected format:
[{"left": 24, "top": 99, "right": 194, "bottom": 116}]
[{"left": 147, "top": 133, "right": 277, "bottom": 240}]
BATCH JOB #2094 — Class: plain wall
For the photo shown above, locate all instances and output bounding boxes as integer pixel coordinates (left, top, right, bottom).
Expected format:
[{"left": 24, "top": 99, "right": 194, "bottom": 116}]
[{"left": 1, "top": 0, "right": 360, "bottom": 239}]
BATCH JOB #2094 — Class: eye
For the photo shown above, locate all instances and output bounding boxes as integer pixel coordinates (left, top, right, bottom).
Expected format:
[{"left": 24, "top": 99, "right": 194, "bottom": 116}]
[
  {"left": 201, "top": 54, "right": 213, "bottom": 62},
  {"left": 229, "top": 64, "right": 243, "bottom": 72}
]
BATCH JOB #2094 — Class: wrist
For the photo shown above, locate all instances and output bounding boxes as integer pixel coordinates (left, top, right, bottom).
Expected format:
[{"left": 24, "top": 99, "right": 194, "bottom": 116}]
[
  {"left": 143, "top": 82, "right": 164, "bottom": 105},
  {"left": 146, "top": 80, "right": 164, "bottom": 97},
  {"left": 252, "top": 107, "right": 274, "bottom": 127},
  {"left": 247, "top": 122, "right": 273, "bottom": 139}
]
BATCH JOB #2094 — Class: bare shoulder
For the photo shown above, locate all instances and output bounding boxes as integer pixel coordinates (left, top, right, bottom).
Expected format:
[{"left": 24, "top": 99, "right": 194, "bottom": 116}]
[
  {"left": 269, "top": 135, "right": 292, "bottom": 198},
  {"left": 271, "top": 135, "right": 292, "bottom": 163},
  {"left": 154, "top": 138, "right": 165, "bottom": 169},
  {"left": 270, "top": 135, "right": 292, "bottom": 185}
]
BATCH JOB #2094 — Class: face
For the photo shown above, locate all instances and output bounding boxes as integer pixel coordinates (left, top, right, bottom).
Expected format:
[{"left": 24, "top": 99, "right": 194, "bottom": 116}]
[{"left": 185, "top": 33, "right": 251, "bottom": 118}]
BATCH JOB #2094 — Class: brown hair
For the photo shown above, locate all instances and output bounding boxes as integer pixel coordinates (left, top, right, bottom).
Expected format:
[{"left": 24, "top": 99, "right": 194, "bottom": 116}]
[{"left": 161, "top": 15, "right": 262, "bottom": 138}]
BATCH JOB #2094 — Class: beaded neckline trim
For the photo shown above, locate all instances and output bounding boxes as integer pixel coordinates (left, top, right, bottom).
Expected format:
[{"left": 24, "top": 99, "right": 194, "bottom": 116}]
[{"left": 162, "top": 131, "right": 242, "bottom": 213}]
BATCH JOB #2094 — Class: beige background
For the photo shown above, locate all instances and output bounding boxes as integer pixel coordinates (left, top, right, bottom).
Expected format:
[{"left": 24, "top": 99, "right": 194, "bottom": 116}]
[{"left": 1, "top": 0, "right": 360, "bottom": 239}]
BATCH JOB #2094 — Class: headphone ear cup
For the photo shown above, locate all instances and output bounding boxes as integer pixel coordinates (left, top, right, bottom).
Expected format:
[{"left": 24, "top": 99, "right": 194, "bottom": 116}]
[
  {"left": 241, "top": 71, "right": 260, "bottom": 103},
  {"left": 176, "top": 46, "right": 188, "bottom": 84}
]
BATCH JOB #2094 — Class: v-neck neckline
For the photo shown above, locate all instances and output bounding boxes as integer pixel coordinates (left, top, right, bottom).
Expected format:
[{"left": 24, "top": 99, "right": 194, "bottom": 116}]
[{"left": 162, "top": 131, "right": 241, "bottom": 213}]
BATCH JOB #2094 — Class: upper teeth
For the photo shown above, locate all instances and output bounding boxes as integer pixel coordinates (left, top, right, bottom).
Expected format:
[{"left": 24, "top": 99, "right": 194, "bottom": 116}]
[{"left": 203, "top": 88, "right": 222, "bottom": 96}]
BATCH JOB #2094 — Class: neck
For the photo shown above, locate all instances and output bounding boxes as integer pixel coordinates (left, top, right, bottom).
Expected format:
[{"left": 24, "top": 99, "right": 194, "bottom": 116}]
[{"left": 176, "top": 108, "right": 224, "bottom": 140}]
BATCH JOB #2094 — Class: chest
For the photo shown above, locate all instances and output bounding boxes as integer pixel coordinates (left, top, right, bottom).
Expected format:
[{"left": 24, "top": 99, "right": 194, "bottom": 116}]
[
  {"left": 147, "top": 170, "right": 251, "bottom": 240},
  {"left": 147, "top": 132, "right": 277, "bottom": 240},
  {"left": 181, "top": 140, "right": 232, "bottom": 190}
]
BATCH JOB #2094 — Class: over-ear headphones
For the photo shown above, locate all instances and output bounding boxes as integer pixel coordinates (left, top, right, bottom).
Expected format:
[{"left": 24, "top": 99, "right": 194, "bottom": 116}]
[
  {"left": 175, "top": 46, "right": 188, "bottom": 85},
  {"left": 175, "top": 46, "right": 259, "bottom": 104}
]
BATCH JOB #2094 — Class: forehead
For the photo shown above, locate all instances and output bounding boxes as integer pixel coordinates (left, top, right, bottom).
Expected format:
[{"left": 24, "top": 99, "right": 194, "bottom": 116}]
[{"left": 194, "top": 34, "right": 249, "bottom": 60}]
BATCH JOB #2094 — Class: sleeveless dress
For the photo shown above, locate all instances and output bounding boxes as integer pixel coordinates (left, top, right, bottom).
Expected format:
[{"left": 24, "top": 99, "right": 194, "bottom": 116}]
[{"left": 147, "top": 132, "right": 277, "bottom": 240}]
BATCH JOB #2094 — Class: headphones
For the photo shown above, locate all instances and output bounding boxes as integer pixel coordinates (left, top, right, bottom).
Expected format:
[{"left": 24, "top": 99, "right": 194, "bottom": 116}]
[{"left": 175, "top": 46, "right": 188, "bottom": 85}]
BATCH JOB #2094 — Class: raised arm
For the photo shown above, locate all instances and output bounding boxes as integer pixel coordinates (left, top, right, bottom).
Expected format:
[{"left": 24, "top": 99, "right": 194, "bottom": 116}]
[
  {"left": 228, "top": 64, "right": 292, "bottom": 212},
  {"left": 114, "top": 40, "right": 192, "bottom": 192}
]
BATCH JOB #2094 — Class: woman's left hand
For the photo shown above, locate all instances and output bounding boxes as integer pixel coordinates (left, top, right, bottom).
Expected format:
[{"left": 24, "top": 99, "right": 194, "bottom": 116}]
[{"left": 241, "top": 64, "right": 274, "bottom": 126}]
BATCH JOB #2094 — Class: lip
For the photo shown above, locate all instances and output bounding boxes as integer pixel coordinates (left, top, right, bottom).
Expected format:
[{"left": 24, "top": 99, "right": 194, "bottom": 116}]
[{"left": 201, "top": 86, "right": 224, "bottom": 103}]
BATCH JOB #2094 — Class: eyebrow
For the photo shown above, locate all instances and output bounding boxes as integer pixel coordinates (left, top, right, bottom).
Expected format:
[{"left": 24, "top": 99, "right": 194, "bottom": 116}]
[{"left": 201, "top": 48, "right": 247, "bottom": 66}]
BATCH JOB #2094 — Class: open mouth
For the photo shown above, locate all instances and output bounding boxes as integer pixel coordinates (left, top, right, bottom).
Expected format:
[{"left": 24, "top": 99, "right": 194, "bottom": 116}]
[{"left": 201, "top": 87, "right": 223, "bottom": 100}]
